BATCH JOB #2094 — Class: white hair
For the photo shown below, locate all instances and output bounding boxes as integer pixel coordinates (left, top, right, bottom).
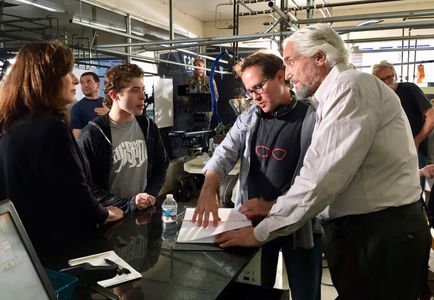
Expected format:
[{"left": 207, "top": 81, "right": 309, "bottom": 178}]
[
  {"left": 283, "top": 24, "right": 349, "bottom": 67},
  {"left": 372, "top": 60, "right": 396, "bottom": 75}
]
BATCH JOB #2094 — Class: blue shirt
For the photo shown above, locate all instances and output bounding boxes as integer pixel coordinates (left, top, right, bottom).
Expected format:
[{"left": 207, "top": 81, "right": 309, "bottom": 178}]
[{"left": 70, "top": 97, "right": 104, "bottom": 130}]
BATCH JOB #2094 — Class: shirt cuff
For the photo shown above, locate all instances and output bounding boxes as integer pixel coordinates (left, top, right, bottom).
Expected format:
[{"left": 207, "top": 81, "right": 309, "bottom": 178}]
[{"left": 253, "top": 222, "right": 270, "bottom": 242}]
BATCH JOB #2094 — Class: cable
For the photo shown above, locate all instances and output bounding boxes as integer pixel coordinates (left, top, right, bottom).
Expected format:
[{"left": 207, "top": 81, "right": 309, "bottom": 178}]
[{"left": 209, "top": 50, "right": 229, "bottom": 127}]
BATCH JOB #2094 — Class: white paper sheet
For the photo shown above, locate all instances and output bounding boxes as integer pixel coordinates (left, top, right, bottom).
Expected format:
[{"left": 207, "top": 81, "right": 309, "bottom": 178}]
[
  {"left": 68, "top": 250, "right": 142, "bottom": 287},
  {"left": 176, "top": 208, "right": 252, "bottom": 243}
]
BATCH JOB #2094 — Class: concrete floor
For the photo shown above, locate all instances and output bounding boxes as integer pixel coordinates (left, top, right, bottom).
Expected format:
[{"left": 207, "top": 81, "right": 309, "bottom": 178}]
[
  {"left": 274, "top": 253, "right": 338, "bottom": 300},
  {"left": 319, "top": 260, "right": 338, "bottom": 300}
]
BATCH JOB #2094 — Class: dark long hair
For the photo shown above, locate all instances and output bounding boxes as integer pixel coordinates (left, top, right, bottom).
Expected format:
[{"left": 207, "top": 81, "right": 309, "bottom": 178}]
[{"left": 0, "top": 40, "right": 74, "bottom": 133}]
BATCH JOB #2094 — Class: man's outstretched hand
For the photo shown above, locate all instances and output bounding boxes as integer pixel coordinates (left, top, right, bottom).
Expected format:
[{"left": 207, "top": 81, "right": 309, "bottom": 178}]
[{"left": 192, "top": 181, "right": 221, "bottom": 227}]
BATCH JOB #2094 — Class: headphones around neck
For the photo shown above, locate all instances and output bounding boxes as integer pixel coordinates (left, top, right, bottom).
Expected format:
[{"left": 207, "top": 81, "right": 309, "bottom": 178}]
[{"left": 255, "top": 101, "right": 296, "bottom": 119}]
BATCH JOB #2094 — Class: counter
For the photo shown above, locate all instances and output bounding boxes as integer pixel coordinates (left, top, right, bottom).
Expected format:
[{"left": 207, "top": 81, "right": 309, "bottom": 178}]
[{"left": 46, "top": 205, "right": 258, "bottom": 300}]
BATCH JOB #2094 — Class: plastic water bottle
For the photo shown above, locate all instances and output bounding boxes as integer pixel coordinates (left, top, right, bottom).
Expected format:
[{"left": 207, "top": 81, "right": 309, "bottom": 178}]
[
  {"left": 162, "top": 222, "right": 178, "bottom": 240},
  {"left": 162, "top": 194, "right": 177, "bottom": 223}
]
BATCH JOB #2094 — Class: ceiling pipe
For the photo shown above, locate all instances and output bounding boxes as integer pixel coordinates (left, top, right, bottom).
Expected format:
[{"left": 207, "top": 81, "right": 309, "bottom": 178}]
[
  {"left": 352, "top": 46, "right": 434, "bottom": 54},
  {"left": 290, "top": 0, "right": 300, "bottom": 9},
  {"left": 176, "top": 49, "right": 229, "bottom": 64},
  {"left": 319, "top": 0, "right": 332, "bottom": 18},
  {"left": 355, "top": 59, "right": 434, "bottom": 70},
  {"left": 345, "top": 34, "right": 434, "bottom": 44},
  {"left": 294, "top": 0, "right": 402, "bottom": 10},
  {"left": 15, "top": 0, "right": 65, "bottom": 13},
  {"left": 93, "top": 19, "right": 434, "bottom": 51},
  {"left": 264, "top": 17, "right": 281, "bottom": 33},
  {"left": 70, "top": 16, "right": 149, "bottom": 42},
  {"left": 413, "top": 39, "right": 418, "bottom": 82},
  {"left": 143, "top": 38, "right": 254, "bottom": 52},
  {"left": 96, "top": 48, "right": 232, "bottom": 75},
  {"left": 400, "top": 28, "right": 405, "bottom": 79},
  {"left": 239, "top": 10, "right": 272, "bottom": 17},
  {"left": 306, "top": 0, "right": 314, "bottom": 19},
  {"left": 71, "top": 16, "right": 228, "bottom": 64},
  {"left": 268, "top": 1, "right": 297, "bottom": 31},
  {"left": 295, "top": 9, "right": 434, "bottom": 24},
  {"left": 93, "top": 32, "right": 269, "bottom": 49},
  {"left": 268, "top": 1, "right": 297, "bottom": 22},
  {"left": 169, "top": 0, "right": 174, "bottom": 41},
  {"left": 335, "top": 20, "right": 434, "bottom": 33},
  {"left": 238, "top": 1, "right": 255, "bottom": 14},
  {"left": 238, "top": 0, "right": 402, "bottom": 17},
  {"left": 240, "top": 0, "right": 269, "bottom": 3},
  {"left": 214, "top": 1, "right": 234, "bottom": 30},
  {"left": 126, "top": 14, "right": 132, "bottom": 63}
]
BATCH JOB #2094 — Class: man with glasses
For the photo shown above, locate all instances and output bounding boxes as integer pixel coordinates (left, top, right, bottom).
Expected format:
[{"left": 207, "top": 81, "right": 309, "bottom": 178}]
[
  {"left": 372, "top": 60, "right": 434, "bottom": 188},
  {"left": 193, "top": 51, "right": 321, "bottom": 300}
]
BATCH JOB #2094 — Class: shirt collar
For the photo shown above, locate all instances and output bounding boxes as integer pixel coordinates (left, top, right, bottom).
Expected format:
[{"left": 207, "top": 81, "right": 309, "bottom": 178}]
[{"left": 312, "top": 63, "right": 349, "bottom": 106}]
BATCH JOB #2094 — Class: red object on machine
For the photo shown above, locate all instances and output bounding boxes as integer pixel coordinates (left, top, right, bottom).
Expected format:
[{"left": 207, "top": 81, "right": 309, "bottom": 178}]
[{"left": 417, "top": 64, "right": 425, "bottom": 84}]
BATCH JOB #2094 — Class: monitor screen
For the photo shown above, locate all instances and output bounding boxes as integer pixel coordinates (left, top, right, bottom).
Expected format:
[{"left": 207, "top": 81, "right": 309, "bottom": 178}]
[
  {"left": 189, "top": 93, "right": 212, "bottom": 112},
  {"left": 0, "top": 200, "right": 57, "bottom": 300},
  {"left": 177, "top": 84, "right": 190, "bottom": 96}
]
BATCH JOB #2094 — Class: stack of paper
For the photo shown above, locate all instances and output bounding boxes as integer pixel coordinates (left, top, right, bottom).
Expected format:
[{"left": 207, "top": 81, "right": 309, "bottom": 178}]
[
  {"left": 177, "top": 208, "right": 252, "bottom": 243},
  {"left": 69, "top": 250, "right": 142, "bottom": 287}
]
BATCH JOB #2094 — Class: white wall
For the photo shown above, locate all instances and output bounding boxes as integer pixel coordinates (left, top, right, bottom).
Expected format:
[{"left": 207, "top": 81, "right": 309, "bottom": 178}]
[{"left": 92, "top": 0, "right": 204, "bottom": 38}]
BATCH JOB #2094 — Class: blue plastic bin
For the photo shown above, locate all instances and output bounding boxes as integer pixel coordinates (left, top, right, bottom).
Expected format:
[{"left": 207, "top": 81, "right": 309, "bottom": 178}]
[{"left": 45, "top": 268, "right": 78, "bottom": 300}]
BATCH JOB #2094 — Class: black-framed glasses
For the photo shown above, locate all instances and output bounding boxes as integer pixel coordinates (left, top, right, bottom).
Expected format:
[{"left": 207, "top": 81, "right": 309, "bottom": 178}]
[
  {"left": 379, "top": 74, "right": 395, "bottom": 83},
  {"left": 245, "top": 78, "right": 268, "bottom": 99}
]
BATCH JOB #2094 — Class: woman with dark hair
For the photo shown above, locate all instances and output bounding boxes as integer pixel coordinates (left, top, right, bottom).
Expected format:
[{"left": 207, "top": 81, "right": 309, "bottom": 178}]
[{"left": 0, "top": 40, "right": 123, "bottom": 259}]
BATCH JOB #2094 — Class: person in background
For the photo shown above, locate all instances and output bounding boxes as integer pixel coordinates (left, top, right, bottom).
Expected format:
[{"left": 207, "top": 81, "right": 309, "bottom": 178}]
[
  {"left": 187, "top": 58, "right": 219, "bottom": 130},
  {"left": 77, "top": 64, "right": 169, "bottom": 213},
  {"left": 211, "top": 24, "right": 431, "bottom": 300},
  {"left": 0, "top": 40, "right": 123, "bottom": 261},
  {"left": 70, "top": 71, "right": 109, "bottom": 138},
  {"left": 372, "top": 60, "right": 434, "bottom": 191},
  {"left": 187, "top": 58, "right": 218, "bottom": 97},
  {"left": 193, "top": 51, "right": 321, "bottom": 300}
]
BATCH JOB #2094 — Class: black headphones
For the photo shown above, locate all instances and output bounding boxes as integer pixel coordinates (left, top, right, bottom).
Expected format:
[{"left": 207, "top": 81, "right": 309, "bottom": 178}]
[{"left": 255, "top": 102, "right": 294, "bottom": 119}]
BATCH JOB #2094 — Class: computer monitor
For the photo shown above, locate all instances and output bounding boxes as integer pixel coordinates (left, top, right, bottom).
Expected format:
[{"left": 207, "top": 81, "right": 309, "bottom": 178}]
[
  {"left": 0, "top": 199, "right": 57, "bottom": 300},
  {"left": 189, "top": 93, "right": 212, "bottom": 112},
  {"left": 177, "top": 84, "right": 190, "bottom": 96}
]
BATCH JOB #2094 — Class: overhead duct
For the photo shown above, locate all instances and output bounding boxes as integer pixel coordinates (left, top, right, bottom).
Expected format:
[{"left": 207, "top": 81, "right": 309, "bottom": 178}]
[{"left": 267, "top": 1, "right": 297, "bottom": 31}]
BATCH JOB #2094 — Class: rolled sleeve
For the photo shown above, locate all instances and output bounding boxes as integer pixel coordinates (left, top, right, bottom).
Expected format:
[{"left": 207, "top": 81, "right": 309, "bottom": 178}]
[{"left": 202, "top": 107, "right": 253, "bottom": 178}]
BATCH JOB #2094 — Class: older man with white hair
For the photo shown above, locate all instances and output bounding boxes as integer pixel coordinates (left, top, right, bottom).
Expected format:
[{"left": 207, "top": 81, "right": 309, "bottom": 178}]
[{"left": 214, "top": 24, "right": 430, "bottom": 299}]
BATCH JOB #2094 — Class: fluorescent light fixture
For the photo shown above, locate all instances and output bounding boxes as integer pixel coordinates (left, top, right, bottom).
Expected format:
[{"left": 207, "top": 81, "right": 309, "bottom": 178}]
[
  {"left": 15, "top": 0, "right": 65, "bottom": 13},
  {"left": 356, "top": 19, "right": 383, "bottom": 27},
  {"left": 71, "top": 16, "right": 147, "bottom": 38},
  {"left": 73, "top": 17, "right": 125, "bottom": 32},
  {"left": 72, "top": 17, "right": 126, "bottom": 33}
]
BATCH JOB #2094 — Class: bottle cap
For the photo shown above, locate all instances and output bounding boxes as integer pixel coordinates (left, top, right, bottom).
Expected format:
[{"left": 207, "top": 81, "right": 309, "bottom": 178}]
[{"left": 166, "top": 194, "right": 173, "bottom": 199}]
